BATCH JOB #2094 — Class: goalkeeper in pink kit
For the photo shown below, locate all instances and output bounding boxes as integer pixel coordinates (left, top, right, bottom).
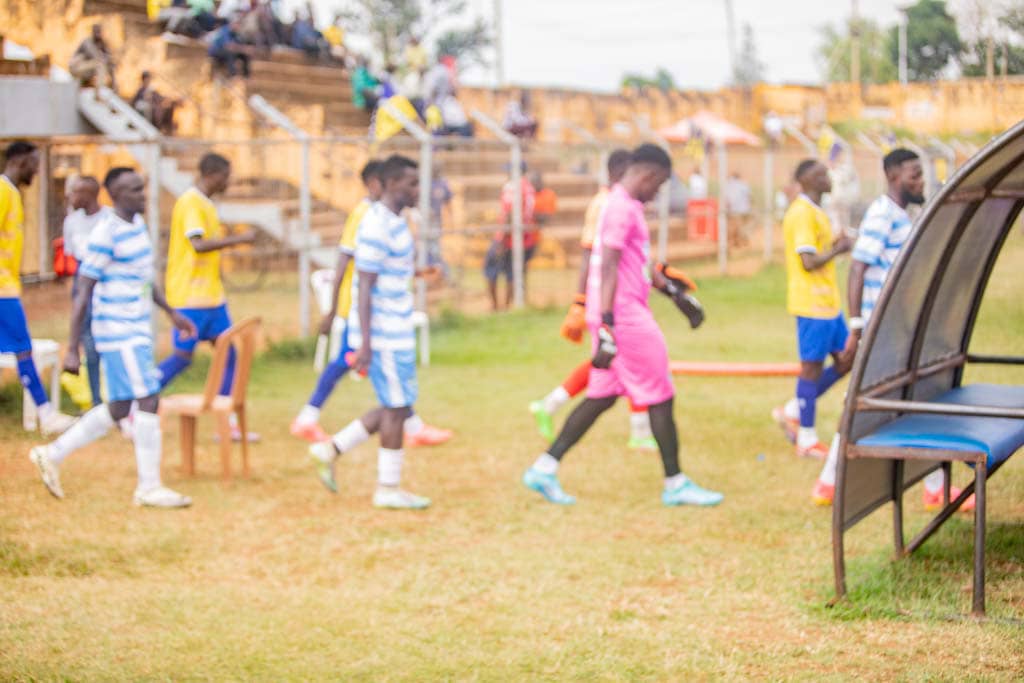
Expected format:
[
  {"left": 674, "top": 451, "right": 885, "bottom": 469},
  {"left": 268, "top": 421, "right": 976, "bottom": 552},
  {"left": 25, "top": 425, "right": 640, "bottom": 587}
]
[{"left": 522, "top": 144, "right": 722, "bottom": 506}]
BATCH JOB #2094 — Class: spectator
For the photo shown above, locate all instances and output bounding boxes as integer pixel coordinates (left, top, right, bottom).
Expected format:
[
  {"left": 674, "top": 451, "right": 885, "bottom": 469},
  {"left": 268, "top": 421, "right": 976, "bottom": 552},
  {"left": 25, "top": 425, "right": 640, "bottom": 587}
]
[
  {"left": 216, "top": 0, "right": 251, "bottom": 22},
  {"left": 688, "top": 167, "right": 708, "bottom": 199},
  {"left": 235, "top": 1, "right": 276, "bottom": 50},
  {"left": 724, "top": 171, "right": 752, "bottom": 247},
  {"left": 435, "top": 94, "right": 473, "bottom": 137},
  {"left": 504, "top": 90, "right": 538, "bottom": 139},
  {"left": 322, "top": 13, "right": 347, "bottom": 62},
  {"left": 188, "top": 0, "right": 219, "bottom": 32},
  {"left": 208, "top": 18, "right": 254, "bottom": 78},
  {"left": 427, "top": 166, "right": 452, "bottom": 278},
  {"left": 531, "top": 171, "right": 557, "bottom": 226},
  {"left": 291, "top": 5, "right": 328, "bottom": 60},
  {"left": 400, "top": 67, "right": 426, "bottom": 118},
  {"left": 131, "top": 71, "right": 179, "bottom": 135},
  {"left": 351, "top": 56, "right": 381, "bottom": 112},
  {"left": 69, "top": 24, "right": 116, "bottom": 89},
  {"left": 484, "top": 166, "right": 537, "bottom": 311},
  {"left": 423, "top": 55, "right": 454, "bottom": 107},
  {"left": 379, "top": 63, "right": 398, "bottom": 99},
  {"left": 403, "top": 35, "right": 428, "bottom": 74}
]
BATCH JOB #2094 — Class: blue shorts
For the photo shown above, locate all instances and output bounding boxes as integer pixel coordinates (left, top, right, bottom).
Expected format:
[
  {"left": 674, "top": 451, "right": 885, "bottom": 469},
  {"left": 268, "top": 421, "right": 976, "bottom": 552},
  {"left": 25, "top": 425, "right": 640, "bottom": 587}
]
[
  {"left": 0, "top": 298, "right": 32, "bottom": 354},
  {"left": 369, "top": 348, "right": 417, "bottom": 408},
  {"left": 102, "top": 343, "right": 162, "bottom": 402},
  {"left": 484, "top": 242, "right": 537, "bottom": 282},
  {"left": 173, "top": 304, "right": 232, "bottom": 352},
  {"left": 796, "top": 314, "right": 848, "bottom": 363}
]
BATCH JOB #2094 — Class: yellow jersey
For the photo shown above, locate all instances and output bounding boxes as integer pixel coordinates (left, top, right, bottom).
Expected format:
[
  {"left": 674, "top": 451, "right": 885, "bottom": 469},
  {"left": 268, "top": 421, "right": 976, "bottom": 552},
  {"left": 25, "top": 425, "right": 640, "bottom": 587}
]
[
  {"left": 783, "top": 194, "right": 841, "bottom": 318},
  {"left": 166, "top": 187, "right": 226, "bottom": 309},
  {"left": 0, "top": 176, "right": 25, "bottom": 298},
  {"left": 336, "top": 198, "right": 371, "bottom": 319},
  {"left": 580, "top": 186, "right": 609, "bottom": 249}
]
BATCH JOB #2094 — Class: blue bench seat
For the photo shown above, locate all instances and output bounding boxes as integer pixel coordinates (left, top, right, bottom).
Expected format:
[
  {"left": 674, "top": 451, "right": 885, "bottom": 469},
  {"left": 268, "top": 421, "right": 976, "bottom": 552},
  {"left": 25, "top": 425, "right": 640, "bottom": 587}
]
[{"left": 856, "top": 384, "right": 1024, "bottom": 468}]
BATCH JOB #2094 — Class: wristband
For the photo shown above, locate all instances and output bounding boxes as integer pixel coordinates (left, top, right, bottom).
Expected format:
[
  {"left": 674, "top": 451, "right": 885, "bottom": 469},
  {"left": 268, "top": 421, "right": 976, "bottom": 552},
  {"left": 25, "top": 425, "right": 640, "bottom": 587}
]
[
  {"left": 601, "top": 311, "right": 615, "bottom": 327},
  {"left": 848, "top": 316, "right": 865, "bottom": 331}
]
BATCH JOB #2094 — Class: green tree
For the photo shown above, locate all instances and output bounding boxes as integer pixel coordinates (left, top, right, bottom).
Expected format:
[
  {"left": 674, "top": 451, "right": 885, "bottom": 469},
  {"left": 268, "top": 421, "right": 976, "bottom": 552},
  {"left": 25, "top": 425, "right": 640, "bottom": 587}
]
[
  {"left": 817, "top": 18, "right": 897, "bottom": 84},
  {"left": 732, "top": 22, "right": 764, "bottom": 86},
  {"left": 620, "top": 67, "right": 676, "bottom": 93},
  {"left": 960, "top": 3, "right": 1024, "bottom": 76},
  {"left": 888, "top": 0, "right": 962, "bottom": 81},
  {"left": 341, "top": 0, "right": 490, "bottom": 69}
]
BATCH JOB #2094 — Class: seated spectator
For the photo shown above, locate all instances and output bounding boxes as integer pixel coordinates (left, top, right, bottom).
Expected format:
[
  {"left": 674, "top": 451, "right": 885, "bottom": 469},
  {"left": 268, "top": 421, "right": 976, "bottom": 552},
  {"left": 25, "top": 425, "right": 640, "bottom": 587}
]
[
  {"left": 188, "top": 0, "right": 219, "bottom": 32},
  {"left": 379, "top": 63, "right": 398, "bottom": 99},
  {"left": 484, "top": 167, "right": 537, "bottom": 311},
  {"left": 423, "top": 56, "right": 454, "bottom": 108},
  {"left": 352, "top": 57, "right": 380, "bottom": 111},
  {"left": 504, "top": 91, "right": 538, "bottom": 139},
  {"left": 160, "top": 0, "right": 218, "bottom": 38},
  {"left": 435, "top": 94, "right": 473, "bottom": 137},
  {"left": 400, "top": 67, "right": 426, "bottom": 118},
  {"left": 235, "top": 1, "right": 276, "bottom": 50},
  {"left": 322, "top": 13, "right": 347, "bottom": 62},
  {"left": 69, "top": 24, "right": 116, "bottom": 90},
  {"left": 216, "top": 0, "right": 251, "bottom": 22},
  {"left": 291, "top": 6, "right": 328, "bottom": 60},
  {"left": 208, "top": 18, "right": 254, "bottom": 78},
  {"left": 531, "top": 171, "right": 557, "bottom": 226},
  {"left": 131, "top": 71, "right": 179, "bottom": 135},
  {"left": 403, "top": 36, "right": 428, "bottom": 74}
]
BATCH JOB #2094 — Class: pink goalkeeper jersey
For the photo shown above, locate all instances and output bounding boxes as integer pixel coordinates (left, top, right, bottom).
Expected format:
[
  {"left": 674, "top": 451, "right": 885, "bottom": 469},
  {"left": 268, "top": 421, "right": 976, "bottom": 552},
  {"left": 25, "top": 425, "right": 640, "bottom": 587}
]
[{"left": 585, "top": 183, "right": 653, "bottom": 327}]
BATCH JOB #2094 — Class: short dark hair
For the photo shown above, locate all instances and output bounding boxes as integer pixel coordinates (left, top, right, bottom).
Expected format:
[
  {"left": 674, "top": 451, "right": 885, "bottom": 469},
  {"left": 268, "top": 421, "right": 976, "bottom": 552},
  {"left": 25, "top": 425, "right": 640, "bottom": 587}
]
[
  {"left": 607, "top": 149, "right": 631, "bottom": 178},
  {"left": 361, "top": 159, "right": 383, "bottom": 184},
  {"left": 380, "top": 154, "right": 417, "bottom": 183},
  {"left": 883, "top": 148, "right": 919, "bottom": 174},
  {"left": 630, "top": 143, "right": 672, "bottom": 171},
  {"left": 3, "top": 140, "right": 38, "bottom": 163},
  {"left": 199, "top": 152, "right": 231, "bottom": 177},
  {"left": 104, "top": 166, "right": 136, "bottom": 191},
  {"left": 77, "top": 175, "right": 101, "bottom": 192},
  {"left": 794, "top": 158, "right": 820, "bottom": 181}
]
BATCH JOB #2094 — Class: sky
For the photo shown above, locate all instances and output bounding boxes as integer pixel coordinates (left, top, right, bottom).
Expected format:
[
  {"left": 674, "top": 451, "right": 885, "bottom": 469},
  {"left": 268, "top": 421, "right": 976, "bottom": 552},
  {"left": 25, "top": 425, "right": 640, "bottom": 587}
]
[{"left": 294, "top": 0, "right": 908, "bottom": 92}]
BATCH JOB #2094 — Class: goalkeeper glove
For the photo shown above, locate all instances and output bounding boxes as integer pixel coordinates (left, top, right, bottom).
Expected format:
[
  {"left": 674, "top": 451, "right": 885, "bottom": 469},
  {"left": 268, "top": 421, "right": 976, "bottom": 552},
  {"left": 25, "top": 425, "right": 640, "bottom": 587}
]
[
  {"left": 591, "top": 313, "right": 617, "bottom": 369},
  {"left": 655, "top": 262, "right": 705, "bottom": 329},
  {"left": 559, "top": 293, "right": 587, "bottom": 344}
]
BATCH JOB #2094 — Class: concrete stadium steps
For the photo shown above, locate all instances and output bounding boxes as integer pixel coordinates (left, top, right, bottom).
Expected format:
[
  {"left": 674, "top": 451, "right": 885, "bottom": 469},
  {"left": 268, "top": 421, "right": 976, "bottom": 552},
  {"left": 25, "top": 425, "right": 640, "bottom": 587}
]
[
  {"left": 84, "top": 0, "right": 161, "bottom": 37},
  {"left": 457, "top": 173, "right": 597, "bottom": 203},
  {"left": 221, "top": 180, "right": 347, "bottom": 244}
]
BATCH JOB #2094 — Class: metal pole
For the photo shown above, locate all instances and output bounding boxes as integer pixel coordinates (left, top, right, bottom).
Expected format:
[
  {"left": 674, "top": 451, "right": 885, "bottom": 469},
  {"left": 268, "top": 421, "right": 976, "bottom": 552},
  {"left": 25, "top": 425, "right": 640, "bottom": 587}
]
[
  {"left": 417, "top": 138, "right": 431, "bottom": 365},
  {"left": 510, "top": 141, "right": 524, "bottom": 308},
  {"left": 763, "top": 144, "right": 773, "bottom": 262},
  {"left": 717, "top": 140, "right": 728, "bottom": 275},
  {"left": 299, "top": 138, "right": 311, "bottom": 337},
  {"left": 898, "top": 12, "right": 908, "bottom": 86},
  {"left": 493, "top": 0, "right": 505, "bottom": 87}
]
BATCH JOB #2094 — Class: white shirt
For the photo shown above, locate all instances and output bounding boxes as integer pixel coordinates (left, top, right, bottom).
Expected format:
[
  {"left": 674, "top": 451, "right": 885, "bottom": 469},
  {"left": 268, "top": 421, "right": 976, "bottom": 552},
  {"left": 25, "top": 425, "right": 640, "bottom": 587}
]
[
  {"left": 63, "top": 206, "right": 112, "bottom": 261},
  {"left": 688, "top": 173, "right": 708, "bottom": 200}
]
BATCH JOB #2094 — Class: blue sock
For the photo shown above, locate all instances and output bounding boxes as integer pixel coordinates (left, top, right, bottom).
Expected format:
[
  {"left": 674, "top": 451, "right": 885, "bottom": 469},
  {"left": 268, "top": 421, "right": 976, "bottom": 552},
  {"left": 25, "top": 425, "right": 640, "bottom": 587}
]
[
  {"left": 17, "top": 356, "right": 49, "bottom": 408},
  {"left": 816, "top": 366, "right": 841, "bottom": 397},
  {"left": 308, "top": 354, "right": 350, "bottom": 409},
  {"left": 218, "top": 346, "right": 236, "bottom": 396},
  {"left": 796, "top": 378, "right": 817, "bottom": 428},
  {"left": 157, "top": 354, "right": 191, "bottom": 390}
]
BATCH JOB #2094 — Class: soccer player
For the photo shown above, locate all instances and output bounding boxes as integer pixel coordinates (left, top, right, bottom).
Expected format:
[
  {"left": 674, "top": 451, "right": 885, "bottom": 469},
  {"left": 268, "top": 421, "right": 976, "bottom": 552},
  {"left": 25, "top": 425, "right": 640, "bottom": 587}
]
[
  {"left": 529, "top": 148, "right": 657, "bottom": 451},
  {"left": 771, "top": 159, "right": 854, "bottom": 459},
  {"left": 0, "top": 141, "right": 76, "bottom": 436},
  {"left": 308, "top": 154, "right": 432, "bottom": 509},
  {"left": 63, "top": 175, "right": 112, "bottom": 407},
  {"left": 29, "top": 167, "right": 196, "bottom": 507},
  {"left": 289, "top": 160, "right": 452, "bottom": 448},
  {"left": 156, "top": 152, "right": 256, "bottom": 441},
  {"left": 811, "top": 149, "right": 974, "bottom": 510},
  {"left": 521, "top": 144, "right": 723, "bottom": 507}
]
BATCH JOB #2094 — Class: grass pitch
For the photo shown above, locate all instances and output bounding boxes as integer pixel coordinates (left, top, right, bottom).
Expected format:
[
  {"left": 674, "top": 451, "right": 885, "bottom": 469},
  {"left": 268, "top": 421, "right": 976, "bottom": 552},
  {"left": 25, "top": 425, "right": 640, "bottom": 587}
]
[{"left": 2, "top": 240, "right": 1024, "bottom": 679}]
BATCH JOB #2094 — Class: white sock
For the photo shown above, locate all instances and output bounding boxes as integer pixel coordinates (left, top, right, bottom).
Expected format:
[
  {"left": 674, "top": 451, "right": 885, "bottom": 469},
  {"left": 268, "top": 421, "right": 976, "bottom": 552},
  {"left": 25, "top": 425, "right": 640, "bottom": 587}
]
[
  {"left": 37, "top": 402, "right": 55, "bottom": 422},
  {"left": 296, "top": 405, "right": 320, "bottom": 425},
  {"left": 784, "top": 398, "right": 799, "bottom": 420},
  {"left": 664, "top": 472, "right": 687, "bottom": 491},
  {"left": 630, "top": 411, "right": 653, "bottom": 440},
  {"left": 818, "top": 434, "right": 841, "bottom": 486},
  {"left": 797, "top": 427, "right": 819, "bottom": 449},
  {"left": 532, "top": 452, "right": 559, "bottom": 475},
  {"left": 923, "top": 469, "right": 945, "bottom": 494},
  {"left": 542, "top": 386, "right": 570, "bottom": 415},
  {"left": 49, "top": 405, "right": 115, "bottom": 464},
  {"left": 332, "top": 419, "right": 370, "bottom": 454},
  {"left": 133, "top": 411, "right": 162, "bottom": 491},
  {"left": 377, "top": 447, "right": 404, "bottom": 487},
  {"left": 404, "top": 413, "right": 424, "bottom": 436}
]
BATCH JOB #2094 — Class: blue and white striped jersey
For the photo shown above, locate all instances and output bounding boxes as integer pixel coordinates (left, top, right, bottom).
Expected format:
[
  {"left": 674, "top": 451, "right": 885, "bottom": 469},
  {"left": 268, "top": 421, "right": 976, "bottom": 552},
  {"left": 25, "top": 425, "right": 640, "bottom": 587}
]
[
  {"left": 347, "top": 202, "right": 415, "bottom": 352},
  {"left": 78, "top": 211, "right": 154, "bottom": 352},
  {"left": 852, "top": 195, "right": 914, "bottom": 321}
]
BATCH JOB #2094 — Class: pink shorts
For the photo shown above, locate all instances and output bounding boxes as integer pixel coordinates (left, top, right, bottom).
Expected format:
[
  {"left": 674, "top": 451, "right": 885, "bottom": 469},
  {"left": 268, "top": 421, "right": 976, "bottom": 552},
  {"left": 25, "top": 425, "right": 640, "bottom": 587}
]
[{"left": 586, "top": 318, "right": 674, "bottom": 406}]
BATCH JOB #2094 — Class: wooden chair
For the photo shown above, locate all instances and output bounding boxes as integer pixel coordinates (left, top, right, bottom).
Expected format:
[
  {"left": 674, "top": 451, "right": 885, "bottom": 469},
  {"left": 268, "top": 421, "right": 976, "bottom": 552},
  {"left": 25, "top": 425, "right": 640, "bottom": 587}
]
[{"left": 161, "top": 317, "right": 261, "bottom": 481}]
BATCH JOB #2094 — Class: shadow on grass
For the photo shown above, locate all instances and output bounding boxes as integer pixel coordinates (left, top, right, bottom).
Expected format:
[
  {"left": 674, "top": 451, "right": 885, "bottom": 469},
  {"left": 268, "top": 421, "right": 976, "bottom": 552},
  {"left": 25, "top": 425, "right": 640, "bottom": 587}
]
[{"left": 814, "top": 518, "right": 1024, "bottom": 622}]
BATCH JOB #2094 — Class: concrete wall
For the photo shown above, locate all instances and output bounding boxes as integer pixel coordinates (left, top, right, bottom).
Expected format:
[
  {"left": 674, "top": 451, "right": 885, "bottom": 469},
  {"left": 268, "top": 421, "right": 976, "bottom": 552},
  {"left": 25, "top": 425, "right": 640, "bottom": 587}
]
[{"left": 0, "top": 77, "right": 95, "bottom": 137}]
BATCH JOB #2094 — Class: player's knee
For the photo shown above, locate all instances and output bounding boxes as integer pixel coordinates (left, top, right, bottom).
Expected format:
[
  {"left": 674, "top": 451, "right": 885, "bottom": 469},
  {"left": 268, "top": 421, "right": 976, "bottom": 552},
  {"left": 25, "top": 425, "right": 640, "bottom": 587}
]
[
  {"left": 800, "top": 362, "right": 824, "bottom": 381},
  {"left": 107, "top": 400, "right": 132, "bottom": 421},
  {"left": 15, "top": 350, "right": 32, "bottom": 361},
  {"left": 136, "top": 395, "right": 159, "bottom": 413}
]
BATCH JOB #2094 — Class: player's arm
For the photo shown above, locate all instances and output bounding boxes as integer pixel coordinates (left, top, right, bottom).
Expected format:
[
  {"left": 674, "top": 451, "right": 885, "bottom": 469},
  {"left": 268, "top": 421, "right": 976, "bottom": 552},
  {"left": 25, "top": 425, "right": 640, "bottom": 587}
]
[
  {"left": 592, "top": 245, "right": 621, "bottom": 369},
  {"left": 189, "top": 231, "right": 255, "bottom": 254},
  {"left": 847, "top": 260, "right": 868, "bottom": 329},
  {"left": 63, "top": 275, "right": 97, "bottom": 374},
  {"left": 798, "top": 235, "right": 851, "bottom": 271},
  {"left": 353, "top": 269, "right": 378, "bottom": 374},
  {"left": 152, "top": 281, "right": 197, "bottom": 340},
  {"left": 654, "top": 262, "right": 705, "bottom": 329},
  {"left": 318, "top": 250, "right": 353, "bottom": 336}
]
